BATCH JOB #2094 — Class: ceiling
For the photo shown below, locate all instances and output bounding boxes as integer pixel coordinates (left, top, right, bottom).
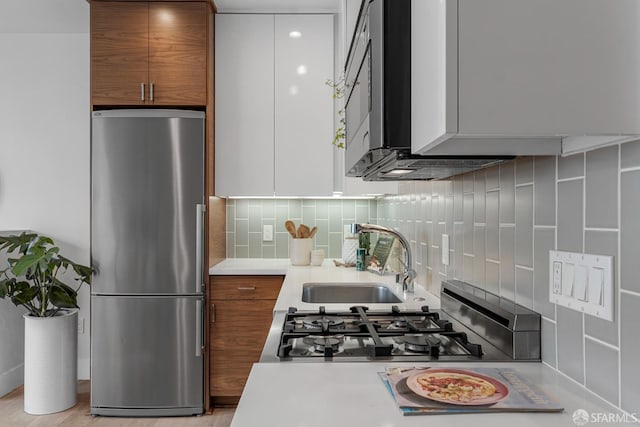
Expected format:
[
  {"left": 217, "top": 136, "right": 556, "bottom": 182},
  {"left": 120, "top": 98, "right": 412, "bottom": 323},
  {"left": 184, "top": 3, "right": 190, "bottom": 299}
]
[{"left": 214, "top": 0, "right": 341, "bottom": 13}]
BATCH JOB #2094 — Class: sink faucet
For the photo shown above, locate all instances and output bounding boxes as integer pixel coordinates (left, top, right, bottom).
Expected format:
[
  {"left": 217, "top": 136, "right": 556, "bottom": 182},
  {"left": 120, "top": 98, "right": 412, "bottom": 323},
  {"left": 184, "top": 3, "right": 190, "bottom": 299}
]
[{"left": 350, "top": 223, "right": 417, "bottom": 293}]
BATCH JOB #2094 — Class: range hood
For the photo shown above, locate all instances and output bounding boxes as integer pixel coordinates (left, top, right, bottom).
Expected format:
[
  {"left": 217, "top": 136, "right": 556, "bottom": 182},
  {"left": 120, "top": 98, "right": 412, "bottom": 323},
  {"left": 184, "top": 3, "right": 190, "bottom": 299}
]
[
  {"left": 344, "top": 0, "right": 513, "bottom": 182},
  {"left": 360, "top": 150, "right": 513, "bottom": 181}
]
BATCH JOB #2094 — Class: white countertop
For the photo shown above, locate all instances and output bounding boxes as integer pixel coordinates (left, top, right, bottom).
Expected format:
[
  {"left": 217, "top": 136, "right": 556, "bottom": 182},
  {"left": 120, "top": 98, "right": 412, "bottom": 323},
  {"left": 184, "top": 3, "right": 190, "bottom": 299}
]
[
  {"left": 209, "top": 258, "right": 291, "bottom": 275},
  {"left": 231, "top": 362, "right": 619, "bottom": 427},
  {"left": 209, "top": 258, "right": 440, "bottom": 311}
]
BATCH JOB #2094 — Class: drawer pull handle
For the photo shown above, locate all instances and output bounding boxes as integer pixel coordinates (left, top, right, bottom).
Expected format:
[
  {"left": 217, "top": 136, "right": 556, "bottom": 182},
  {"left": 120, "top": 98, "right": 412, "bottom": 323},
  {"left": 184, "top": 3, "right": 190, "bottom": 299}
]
[
  {"left": 210, "top": 303, "right": 215, "bottom": 323},
  {"left": 237, "top": 286, "right": 256, "bottom": 291}
]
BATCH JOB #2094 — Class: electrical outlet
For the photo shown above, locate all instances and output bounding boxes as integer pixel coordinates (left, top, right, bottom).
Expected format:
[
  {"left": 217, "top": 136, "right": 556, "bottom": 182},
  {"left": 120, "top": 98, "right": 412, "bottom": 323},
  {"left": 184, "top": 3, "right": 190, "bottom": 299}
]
[
  {"left": 78, "top": 317, "right": 85, "bottom": 334},
  {"left": 263, "top": 225, "right": 273, "bottom": 242},
  {"left": 549, "top": 250, "right": 613, "bottom": 321}
]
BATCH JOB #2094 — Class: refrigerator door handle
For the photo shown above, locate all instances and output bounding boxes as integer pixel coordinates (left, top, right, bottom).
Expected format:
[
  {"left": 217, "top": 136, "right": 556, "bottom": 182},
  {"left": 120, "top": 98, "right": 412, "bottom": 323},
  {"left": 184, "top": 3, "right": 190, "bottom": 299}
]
[
  {"left": 196, "top": 203, "right": 206, "bottom": 293},
  {"left": 195, "top": 299, "right": 203, "bottom": 357}
]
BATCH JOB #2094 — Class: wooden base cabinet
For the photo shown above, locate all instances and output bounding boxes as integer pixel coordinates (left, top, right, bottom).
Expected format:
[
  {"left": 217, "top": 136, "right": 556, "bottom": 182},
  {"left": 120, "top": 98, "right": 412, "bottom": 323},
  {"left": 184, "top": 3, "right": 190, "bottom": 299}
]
[{"left": 209, "top": 275, "right": 284, "bottom": 405}]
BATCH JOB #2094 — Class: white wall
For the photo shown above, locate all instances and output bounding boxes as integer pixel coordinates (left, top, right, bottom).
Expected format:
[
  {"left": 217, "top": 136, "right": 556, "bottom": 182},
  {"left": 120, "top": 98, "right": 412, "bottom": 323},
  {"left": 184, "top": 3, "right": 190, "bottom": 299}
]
[{"left": 0, "top": 4, "right": 90, "bottom": 393}]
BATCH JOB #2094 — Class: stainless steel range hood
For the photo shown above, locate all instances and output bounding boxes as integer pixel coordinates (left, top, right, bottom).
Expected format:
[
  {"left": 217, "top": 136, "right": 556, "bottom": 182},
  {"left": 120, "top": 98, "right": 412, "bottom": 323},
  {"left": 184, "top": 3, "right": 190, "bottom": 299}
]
[{"left": 360, "top": 151, "right": 514, "bottom": 181}]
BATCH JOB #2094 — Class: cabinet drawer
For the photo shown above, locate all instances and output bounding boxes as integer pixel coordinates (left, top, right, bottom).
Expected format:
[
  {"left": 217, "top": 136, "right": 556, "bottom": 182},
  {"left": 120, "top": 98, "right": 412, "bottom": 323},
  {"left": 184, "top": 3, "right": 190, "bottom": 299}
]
[{"left": 211, "top": 275, "right": 283, "bottom": 300}]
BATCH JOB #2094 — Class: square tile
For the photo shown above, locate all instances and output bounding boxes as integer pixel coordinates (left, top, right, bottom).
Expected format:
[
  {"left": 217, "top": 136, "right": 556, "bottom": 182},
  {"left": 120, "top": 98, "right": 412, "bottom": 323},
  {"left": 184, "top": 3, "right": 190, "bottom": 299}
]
[
  {"left": 584, "top": 230, "right": 618, "bottom": 346},
  {"left": 557, "top": 179, "right": 583, "bottom": 252},
  {"left": 500, "top": 161, "right": 515, "bottom": 224},
  {"left": 500, "top": 227, "right": 515, "bottom": 301},
  {"left": 621, "top": 138, "right": 640, "bottom": 169},
  {"left": 534, "top": 228, "right": 556, "bottom": 320},
  {"left": 515, "top": 185, "right": 534, "bottom": 268},
  {"left": 621, "top": 292, "right": 640, "bottom": 412},
  {"left": 558, "top": 152, "right": 584, "bottom": 179},
  {"left": 515, "top": 267, "right": 533, "bottom": 309},
  {"left": 486, "top": 191, "right": 500, "bottom": 260},
  {"left": 586, "top": 145, "right": 618, "bottom": 228},
  {"left": 621, "top": 171, "right": 640, "bottom": 293},
  {"left": 516, "top": 157, "right": 534, "bottom": 184},
  {"left": 585, "top": 338, "right": 619, "bottom": 405},
  {"left": 474, "top": 170, "right": 486, "bottom": 223},
  {"left": 541, "top": 318, "right": 557, "bottom": 368},
  {"left": 534, "top": 156, "right": 556, "bottom": 226},
  {"left": 556, "top": 306, "right": 584, "bottom": 383}
]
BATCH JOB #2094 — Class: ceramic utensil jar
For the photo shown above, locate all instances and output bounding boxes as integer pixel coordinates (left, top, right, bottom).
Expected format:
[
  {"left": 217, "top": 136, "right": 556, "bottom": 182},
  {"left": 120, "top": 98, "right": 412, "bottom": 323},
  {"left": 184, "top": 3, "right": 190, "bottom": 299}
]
[{"left": 290, "top": 238, "right": 313, "bottom": 265}]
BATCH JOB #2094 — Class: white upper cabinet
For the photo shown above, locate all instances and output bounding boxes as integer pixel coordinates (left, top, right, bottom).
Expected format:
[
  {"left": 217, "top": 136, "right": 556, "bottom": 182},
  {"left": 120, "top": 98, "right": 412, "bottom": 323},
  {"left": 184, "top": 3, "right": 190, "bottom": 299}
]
[
  {"left": 215, "top": 14, "right": 274, "bottom": 197},
  {"left": 274, "top": 15, "right": 334, "bottom": 197},
  {"left": 412, "top": 0, "right": 640, "bottom": 156},
  {"left": 215, "top": 14, "right": 334, "bottom": 197}
]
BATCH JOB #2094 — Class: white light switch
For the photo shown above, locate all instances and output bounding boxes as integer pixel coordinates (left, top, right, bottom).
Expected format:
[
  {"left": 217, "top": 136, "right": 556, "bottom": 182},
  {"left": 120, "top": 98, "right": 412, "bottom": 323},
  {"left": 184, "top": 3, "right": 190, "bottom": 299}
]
[
  {"left": 263, "top": 224, "right": 273, "bottom": 242},
  {"left": 549, "top": 250, "right": 614, "bottom": 321},
  {"left": 562, "top": 263, "right": 575, "bottom": 297},
  {"left": 574, "top": 265, "right": 588, "bottom": 302},
  {"left": 441, "top": 234, "right": 449, "bottom": 266},
  {"left": 588, "top": 267, "right": 604, "bottom": 306}
]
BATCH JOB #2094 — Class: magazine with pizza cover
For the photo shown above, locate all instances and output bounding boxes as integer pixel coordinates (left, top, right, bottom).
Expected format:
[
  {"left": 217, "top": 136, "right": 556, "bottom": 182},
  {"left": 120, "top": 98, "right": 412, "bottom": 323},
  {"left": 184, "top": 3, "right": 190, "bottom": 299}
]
[{"left": 380, "top": 366, "right": 564, "bottom": 415}]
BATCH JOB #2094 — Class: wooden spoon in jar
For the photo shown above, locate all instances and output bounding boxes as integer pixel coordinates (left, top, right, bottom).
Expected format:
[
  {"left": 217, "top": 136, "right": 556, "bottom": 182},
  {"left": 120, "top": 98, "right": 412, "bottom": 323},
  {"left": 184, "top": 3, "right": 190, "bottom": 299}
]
[
  {"left": 284, "top": 220, "right": 297, "bottom": 238},
  {"left": 309, "top": 226, "right": 318, "bottom": 238},
  {"left": 298, "top": 224, "right": 311, "bottom": 238}
]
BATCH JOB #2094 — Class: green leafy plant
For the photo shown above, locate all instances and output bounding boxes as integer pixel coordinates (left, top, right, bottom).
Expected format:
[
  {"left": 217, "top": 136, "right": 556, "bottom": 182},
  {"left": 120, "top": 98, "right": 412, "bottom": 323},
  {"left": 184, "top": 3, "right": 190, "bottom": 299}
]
[
  {"left": 325, "top": 77, "right": 346, "bottom": 148},
  {"left": 0, "top": 232, "right": 92, "bottom": 317}
]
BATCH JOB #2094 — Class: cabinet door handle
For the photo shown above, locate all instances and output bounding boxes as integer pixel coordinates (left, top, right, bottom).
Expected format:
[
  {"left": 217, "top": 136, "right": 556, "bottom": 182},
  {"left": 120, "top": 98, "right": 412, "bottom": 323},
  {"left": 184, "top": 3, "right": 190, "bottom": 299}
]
[
  {"left": 237, "top": 286, "right": 256, "bottom": 291},
  {"left": 150, "top": 82, "right": 154, "bottom": 101},
  {"left": 141, "top": 83, "right": 145, "bottom": 101},
  {"left": 210, "top": 303, "right": 215, "bottom": 323}
]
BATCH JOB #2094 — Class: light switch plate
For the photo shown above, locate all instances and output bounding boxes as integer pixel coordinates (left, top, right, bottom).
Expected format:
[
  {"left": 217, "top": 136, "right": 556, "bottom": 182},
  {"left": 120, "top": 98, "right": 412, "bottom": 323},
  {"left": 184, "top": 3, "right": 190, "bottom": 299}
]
[
  {"left": 263, "top": 225, "right": 273, "bottom": 242},
  {"left": 549, "top": 250, "right": 614, "bottom": 321}
]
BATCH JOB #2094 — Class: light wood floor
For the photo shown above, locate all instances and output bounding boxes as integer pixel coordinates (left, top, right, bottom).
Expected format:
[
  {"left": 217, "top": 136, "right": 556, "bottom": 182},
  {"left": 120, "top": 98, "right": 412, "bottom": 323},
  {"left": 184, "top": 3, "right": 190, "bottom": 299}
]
[{"left": 0, "top": 382, "right": 235, "bottom": 427}]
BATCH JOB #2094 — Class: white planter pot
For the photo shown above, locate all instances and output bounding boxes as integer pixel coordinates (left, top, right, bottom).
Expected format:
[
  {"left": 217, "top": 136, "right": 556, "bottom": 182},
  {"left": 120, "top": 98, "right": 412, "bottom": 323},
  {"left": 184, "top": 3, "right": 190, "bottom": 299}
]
[{"left": 23, "top": 309, "right": 78, "bottom": 415}]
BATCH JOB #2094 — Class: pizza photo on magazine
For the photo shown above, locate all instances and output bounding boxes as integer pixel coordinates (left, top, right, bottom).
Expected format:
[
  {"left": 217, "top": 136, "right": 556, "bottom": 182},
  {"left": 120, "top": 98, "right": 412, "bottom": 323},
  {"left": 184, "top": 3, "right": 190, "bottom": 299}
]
[{"left": 406, "top": 368, "right": 509, "bottom": 406}]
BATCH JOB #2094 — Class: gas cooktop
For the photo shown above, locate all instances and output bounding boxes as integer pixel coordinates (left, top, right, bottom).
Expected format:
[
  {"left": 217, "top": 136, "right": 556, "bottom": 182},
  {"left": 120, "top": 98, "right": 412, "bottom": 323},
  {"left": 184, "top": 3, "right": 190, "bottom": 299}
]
[{"left": 260, "top": 280, "right": 542, "bottom": 363}]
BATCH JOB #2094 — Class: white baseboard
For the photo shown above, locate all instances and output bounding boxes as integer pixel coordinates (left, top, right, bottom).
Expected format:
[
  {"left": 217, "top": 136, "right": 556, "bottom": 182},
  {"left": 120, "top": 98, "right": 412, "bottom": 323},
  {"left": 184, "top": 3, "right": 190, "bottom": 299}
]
[{"left": 0, "top": 364, "right": 24, "bottom": 397}]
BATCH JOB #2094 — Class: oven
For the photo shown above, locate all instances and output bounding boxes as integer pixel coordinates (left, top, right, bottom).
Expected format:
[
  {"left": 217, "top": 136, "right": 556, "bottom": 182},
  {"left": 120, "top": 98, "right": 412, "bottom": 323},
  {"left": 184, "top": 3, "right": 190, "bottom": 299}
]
[{"left": 260, "top": 280, "right": 541, "bottom": 363}]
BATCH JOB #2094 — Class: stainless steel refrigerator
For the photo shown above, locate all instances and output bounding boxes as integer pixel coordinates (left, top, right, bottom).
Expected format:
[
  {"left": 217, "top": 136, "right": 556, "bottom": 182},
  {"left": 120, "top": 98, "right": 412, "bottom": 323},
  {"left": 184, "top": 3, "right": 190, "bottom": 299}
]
[{"left": 90, "top": 109, "right": 205, "bottom": 417}]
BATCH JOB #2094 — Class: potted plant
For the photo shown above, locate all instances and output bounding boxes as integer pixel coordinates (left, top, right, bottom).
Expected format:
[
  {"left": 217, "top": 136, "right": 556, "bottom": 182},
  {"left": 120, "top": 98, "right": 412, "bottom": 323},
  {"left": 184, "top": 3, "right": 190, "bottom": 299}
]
[{"left": 0, "top": 232, "right": 92, "bottom": 415}]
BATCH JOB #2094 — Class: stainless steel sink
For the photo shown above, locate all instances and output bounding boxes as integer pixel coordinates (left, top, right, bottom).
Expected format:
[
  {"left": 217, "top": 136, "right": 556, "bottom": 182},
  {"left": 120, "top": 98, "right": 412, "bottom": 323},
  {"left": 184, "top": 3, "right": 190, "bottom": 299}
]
[{"left": 301, "top": 282, "right": 402, "bottom": 303}]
